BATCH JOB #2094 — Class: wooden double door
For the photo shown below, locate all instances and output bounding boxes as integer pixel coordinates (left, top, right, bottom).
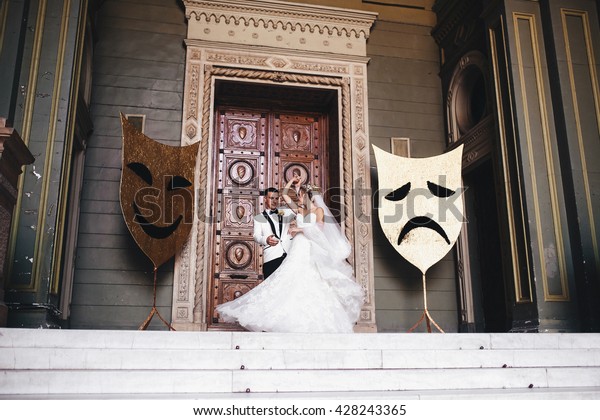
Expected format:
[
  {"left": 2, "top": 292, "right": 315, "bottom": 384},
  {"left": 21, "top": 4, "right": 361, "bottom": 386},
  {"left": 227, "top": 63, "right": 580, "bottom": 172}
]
[{"left": 208, "top": 106, "right": 330, "bottom": 329}]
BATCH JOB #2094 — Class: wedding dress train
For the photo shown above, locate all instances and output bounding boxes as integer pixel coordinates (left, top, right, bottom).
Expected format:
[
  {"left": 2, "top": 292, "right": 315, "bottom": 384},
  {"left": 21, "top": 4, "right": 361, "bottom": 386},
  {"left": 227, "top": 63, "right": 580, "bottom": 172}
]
[{"left": 216, "top": 212, "right": 364, "bottom": 333}]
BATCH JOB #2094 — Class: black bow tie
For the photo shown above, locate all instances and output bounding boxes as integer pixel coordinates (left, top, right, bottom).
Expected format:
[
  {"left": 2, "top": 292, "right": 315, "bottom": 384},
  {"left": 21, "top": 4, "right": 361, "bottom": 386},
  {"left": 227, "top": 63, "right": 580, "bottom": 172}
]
[{"left": 269, "top": 209, "right": 278, "bottom": 214}]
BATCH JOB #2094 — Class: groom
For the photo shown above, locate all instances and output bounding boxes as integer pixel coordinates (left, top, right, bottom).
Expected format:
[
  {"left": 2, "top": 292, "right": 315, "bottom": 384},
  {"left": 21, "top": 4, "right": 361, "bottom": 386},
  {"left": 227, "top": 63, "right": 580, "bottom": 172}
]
[{"left": 253, "top": 187, "right": 294, "bottom": 279}]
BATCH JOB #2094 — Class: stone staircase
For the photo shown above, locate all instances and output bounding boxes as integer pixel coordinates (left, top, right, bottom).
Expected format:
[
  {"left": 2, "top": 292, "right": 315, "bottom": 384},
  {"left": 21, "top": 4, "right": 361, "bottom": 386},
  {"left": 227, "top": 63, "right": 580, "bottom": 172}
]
[{"left": 1, "top": 328, "right": 599, "bottom": 398}]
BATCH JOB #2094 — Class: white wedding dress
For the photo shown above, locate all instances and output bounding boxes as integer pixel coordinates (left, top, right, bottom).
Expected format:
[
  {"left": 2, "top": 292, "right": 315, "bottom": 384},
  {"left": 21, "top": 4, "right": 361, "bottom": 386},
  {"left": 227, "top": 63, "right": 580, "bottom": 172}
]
[{"left": 216, "top": 211, "right": 365, "bottom": 333}]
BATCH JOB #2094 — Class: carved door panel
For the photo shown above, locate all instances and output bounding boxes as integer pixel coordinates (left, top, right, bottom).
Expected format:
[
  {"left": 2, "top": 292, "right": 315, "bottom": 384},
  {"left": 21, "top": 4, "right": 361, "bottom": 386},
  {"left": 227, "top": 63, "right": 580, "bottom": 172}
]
[
  {"left": 274, "top": 114, "right": 326, "bottom": 198},
  {"left": 209, "top": 107, "right": 327, "bottom": 329}
]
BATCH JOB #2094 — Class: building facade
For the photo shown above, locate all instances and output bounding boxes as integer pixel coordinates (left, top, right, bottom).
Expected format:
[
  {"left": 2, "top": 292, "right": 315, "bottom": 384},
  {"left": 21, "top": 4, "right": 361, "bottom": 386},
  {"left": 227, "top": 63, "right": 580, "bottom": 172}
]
[{"left": 0, "top": 0, "right": 598, "bottom": 333}]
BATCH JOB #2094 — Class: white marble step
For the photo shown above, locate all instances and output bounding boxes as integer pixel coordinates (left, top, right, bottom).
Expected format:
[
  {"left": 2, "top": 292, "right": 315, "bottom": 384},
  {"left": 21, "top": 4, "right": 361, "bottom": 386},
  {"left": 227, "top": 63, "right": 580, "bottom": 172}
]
[
  {"left": 1, "top": 329, "right": 600, "bottom": 397},
  {"left": 1, "top": 347, "right": 599, "bottom": 370},
  {"left": 231, "top": 367, "right": 600, "bottom": 393},
  {"left": 2, "top": 367, "right": 600, "bottom": 395},
  {"left": 2, "top": 329, "right": 600, "bottom": 350},
  {"left": 8, "top": 387, "right": 600, "bottom": 400}
]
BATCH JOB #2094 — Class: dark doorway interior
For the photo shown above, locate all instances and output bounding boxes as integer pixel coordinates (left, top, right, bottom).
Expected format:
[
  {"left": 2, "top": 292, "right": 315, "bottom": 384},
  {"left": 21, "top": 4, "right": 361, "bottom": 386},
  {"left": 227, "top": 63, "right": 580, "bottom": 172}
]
[{"left": 464, "top": 158, "right": 508, "bottom": 332}]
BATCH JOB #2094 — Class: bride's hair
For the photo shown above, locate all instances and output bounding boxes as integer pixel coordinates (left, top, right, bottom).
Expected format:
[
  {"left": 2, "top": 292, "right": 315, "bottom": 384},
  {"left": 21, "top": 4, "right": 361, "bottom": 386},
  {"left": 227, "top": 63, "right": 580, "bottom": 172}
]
[{"left": 299, "top": 183, "right": 320, "bottom": 201}]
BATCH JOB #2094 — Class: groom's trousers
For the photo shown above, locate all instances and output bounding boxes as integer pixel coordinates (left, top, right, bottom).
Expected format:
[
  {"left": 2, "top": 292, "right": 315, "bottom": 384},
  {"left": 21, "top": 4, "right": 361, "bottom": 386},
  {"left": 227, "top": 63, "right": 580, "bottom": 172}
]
[{"left": 263, "top": 253, "right": 286, "bottom": 279}]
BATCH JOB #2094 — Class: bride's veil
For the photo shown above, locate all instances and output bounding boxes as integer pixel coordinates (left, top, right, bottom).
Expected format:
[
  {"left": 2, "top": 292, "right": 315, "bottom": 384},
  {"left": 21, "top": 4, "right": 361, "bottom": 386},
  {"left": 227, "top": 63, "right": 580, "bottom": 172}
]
[
  {"left": 310, "top": 193, "right": 352, "bottom": 261},
  {"left": 304, "top": 192, "right": 363, "bottom": 312}
]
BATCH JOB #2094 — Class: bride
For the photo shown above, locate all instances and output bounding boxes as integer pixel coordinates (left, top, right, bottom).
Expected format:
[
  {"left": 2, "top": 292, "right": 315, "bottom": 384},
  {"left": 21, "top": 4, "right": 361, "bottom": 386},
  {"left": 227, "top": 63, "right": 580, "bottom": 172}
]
[{"left": 216, "top": 175, "right": 365, "bottom": 333}]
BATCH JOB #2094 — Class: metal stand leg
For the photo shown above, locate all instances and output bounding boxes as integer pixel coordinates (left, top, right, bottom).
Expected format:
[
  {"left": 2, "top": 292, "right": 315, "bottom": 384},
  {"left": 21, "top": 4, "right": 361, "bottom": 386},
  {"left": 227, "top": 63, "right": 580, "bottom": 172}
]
[
  {"left": 407, "top": 273, "right": 444, "bottom": 333},
  {"left": 139, "top": 266, "right": 176, "bottom": 331}
]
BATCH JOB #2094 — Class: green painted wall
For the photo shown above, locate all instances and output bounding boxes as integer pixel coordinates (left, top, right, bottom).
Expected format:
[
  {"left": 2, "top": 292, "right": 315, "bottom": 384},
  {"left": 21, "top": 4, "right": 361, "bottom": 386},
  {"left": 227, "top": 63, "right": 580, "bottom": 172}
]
[
  {"left": 70, "top": 0, "right": 455, "bottom": 331},
  {"left": 70, "top": 0, "right": 186, "bottom": 329},
  {"left": 367, "top": 20, "right": 456, "bottom": 332}
]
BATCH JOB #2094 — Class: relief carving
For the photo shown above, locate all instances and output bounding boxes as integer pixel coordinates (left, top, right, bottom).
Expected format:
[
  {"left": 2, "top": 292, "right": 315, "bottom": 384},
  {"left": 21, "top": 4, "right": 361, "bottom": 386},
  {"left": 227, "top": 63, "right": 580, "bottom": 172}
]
[
  {"left": 283, "top": 162, "right": 310, "bottom": 185},
  {"left": 270, "top": 58, "right": 288, "bottom": 68},
  {"left": 354, "top": 79, "right": 365, "bottom": 133},
  {"left": 187, "top": 64, "right": 200, "bottom": 120},
  {"left": 177, "top": 307, "right": 189, "bottom": 319},
  {"left": 190, "top": 49, "right": 202, "bottom": 60},
  {"left": 227, "top": 121, "right": 257, "bottom": 148},
  {"left": 187, "top": 7, "right": 372, "bottom": 40},
  {"left": 291, "top": 61, "right": 349, "bottom": 74},
  {"left": 220, "top": 280, "right": 255, "bottom": 305},
  {"left": 356, "top": 135, "right": 366, "bottom": 151},
  {"left": 206, "top": 51, "right": 269, "bottom": 67},
  {"left": 282, "top": 124, "right": 311, "bottom": 152},
  {"left": 228, "top": 160, "right": 254, "bottom": 186},
  {"left": 177, "top": 239, "right": 190, "bottom": 302},
  {"left": 224, "top": 240, "right": 253, "bottom": 270},
  {"left": 186, "top": 123, "right": 197, "bottom": 140},
  {"left": 223, "top": 197, "right": 254, "bottom": 229}
]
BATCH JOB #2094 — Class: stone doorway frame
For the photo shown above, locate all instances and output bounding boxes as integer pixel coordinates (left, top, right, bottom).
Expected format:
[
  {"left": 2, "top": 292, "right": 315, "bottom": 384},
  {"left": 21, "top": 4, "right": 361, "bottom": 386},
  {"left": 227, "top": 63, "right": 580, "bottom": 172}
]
[{"left": 172, "top": 0, "right": 378, "bottom": 332}]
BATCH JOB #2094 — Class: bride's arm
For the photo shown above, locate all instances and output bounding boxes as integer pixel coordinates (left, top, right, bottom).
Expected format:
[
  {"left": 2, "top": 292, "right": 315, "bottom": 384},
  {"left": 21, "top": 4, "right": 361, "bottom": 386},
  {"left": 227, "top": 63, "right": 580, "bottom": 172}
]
[
  {"left": 315, "top": 207, "right": 325, "bottom": 227},
  {"left": 281, "top": 175, "right": 300, "bottom": 212}
]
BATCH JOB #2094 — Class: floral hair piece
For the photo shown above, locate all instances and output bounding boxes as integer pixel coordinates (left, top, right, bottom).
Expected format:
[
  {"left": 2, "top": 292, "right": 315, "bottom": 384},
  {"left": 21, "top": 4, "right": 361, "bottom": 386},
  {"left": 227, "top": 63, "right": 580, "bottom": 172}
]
[{"left": 303, "top": 183, "right": 321, "bottom": 193}]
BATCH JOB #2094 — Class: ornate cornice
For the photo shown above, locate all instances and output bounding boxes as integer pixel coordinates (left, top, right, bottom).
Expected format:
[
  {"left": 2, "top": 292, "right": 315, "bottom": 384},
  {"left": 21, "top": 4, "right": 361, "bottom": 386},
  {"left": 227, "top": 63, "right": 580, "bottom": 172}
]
[
  {"left": 184, "top": 0, "right": 377, "bottom": 57},
  {"left": 185, "top": 0, "right": 377, "bottom": 38}
]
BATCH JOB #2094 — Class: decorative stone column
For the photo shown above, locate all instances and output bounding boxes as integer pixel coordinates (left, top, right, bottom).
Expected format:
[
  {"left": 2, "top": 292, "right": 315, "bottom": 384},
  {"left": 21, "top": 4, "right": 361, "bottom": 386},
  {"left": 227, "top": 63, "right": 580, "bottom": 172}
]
[{"left": 0, "top": 118, "right": 34, "bottom": 326}]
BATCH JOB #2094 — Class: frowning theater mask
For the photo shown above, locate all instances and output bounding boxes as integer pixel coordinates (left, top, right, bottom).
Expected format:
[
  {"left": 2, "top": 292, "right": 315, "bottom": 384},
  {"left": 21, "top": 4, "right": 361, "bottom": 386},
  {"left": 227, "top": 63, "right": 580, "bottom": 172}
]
[
  {"left": 119, "top": 114, "right": 200, "bottom": 269},
  {"left": 373, "top": 145, "right": 465, "bottom": 274}
]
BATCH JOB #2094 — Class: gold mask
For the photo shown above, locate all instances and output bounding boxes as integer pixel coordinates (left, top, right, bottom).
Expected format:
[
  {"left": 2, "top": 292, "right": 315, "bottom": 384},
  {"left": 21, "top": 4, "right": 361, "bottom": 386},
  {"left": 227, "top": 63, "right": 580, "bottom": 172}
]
[{"left": 119, "top": 114, "right": 199, "bottom": 268}]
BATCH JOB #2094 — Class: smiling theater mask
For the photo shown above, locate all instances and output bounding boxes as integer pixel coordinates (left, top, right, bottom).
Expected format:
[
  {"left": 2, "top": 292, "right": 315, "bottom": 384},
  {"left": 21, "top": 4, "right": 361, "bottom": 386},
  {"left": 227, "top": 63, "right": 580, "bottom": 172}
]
[{"left": 119, "top": 113, "right": 199, "bottom": 269}]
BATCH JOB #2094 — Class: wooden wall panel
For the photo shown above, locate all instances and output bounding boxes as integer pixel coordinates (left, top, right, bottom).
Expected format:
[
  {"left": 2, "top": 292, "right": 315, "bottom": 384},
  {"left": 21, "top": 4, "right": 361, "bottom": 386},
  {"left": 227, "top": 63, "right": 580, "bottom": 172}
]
[
  {"left": 509, "top": 9, "right": 572, "bottom": 303},
  {"left": 367, "top": 20, "right": 455, "bottom": 332},
  {"left": 543, "top": 0, "right": 600, "bottom": 330},
  {"left": 70, "top": 0, "right": 185, "bottom": 330}
]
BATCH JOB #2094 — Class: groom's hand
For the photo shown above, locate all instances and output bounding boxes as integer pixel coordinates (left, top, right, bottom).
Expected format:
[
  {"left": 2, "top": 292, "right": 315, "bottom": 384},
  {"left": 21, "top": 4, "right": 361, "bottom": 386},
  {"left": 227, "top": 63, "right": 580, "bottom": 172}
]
[{"left": 266, "top": 235, "right": 279, "bottom": 246}]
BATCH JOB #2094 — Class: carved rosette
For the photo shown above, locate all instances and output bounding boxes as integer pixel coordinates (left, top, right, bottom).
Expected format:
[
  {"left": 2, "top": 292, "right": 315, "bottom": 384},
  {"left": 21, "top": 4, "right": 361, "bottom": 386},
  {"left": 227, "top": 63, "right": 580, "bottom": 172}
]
[
  {"left": 222, "top": 156, "right": 260, "bottom": 191},
  {"left": 227, "top": 121, "right": 258, "bottom": 149},
  {"left": 223, "top": 240, "right": 253, "bottom": 271},
  {"left": 283, "top": 162, "right": 310, "bottom": 185},
  {"left": 281, "top": 123, "right": 311, "bottom": 152},
  {"left": 220, "top": 280, "right": 255, "bottom": 306},
  {"left": 227, "top": 159, "right": 254, "bottom": 186},
  {"left": 223, "top": 196, "right": 254, "bottom": 230}
]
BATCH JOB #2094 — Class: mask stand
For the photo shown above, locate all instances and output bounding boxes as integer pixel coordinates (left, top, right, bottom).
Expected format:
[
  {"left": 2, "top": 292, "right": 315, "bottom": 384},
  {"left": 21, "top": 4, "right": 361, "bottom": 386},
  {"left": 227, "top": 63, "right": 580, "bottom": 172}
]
[
  {"left": 139, "top": 266, "right": 176, "bottom": 331},
  {"left": 407, "top": 272, "right": 444, "bottom": 333}
]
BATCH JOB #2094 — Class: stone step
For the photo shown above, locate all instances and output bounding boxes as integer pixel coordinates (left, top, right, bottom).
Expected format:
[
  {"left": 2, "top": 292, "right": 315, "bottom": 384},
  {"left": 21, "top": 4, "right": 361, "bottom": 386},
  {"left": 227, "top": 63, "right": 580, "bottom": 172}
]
[
  {"left": 2, "top": 329, "right": 599, "bottom": 397},
  {"left": 2, "top": 329, "right": 599, "bottom": 350},
  {"left": 6, "top": 387, "right": 600, "bottom": 400},
  {"left": 2, "top": 367, "right": 600, "bottom": 395},
  {"left": 1, "top": 347, "right": 599, "bottom": 370}
]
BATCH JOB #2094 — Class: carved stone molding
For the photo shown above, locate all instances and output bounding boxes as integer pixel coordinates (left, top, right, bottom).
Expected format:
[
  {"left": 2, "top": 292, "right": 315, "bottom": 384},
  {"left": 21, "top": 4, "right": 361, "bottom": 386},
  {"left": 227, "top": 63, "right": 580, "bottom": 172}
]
[
  {"left": 184, "top": 0, "right": 377, "bottom": 57},
  {"left": 173, "top": 0, "right": 377, "bottom": 332}
]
